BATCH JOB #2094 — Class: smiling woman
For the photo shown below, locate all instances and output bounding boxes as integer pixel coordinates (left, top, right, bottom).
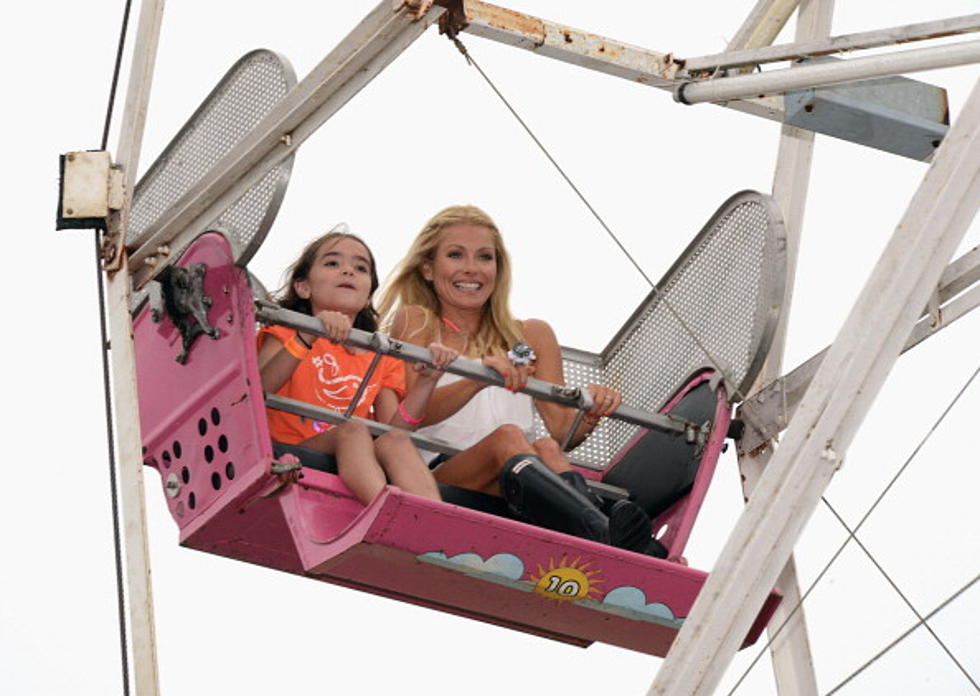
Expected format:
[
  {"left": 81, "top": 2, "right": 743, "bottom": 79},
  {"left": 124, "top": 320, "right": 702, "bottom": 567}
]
[{"left": 378, "top": 205, "right": 666, "bottom": 556}]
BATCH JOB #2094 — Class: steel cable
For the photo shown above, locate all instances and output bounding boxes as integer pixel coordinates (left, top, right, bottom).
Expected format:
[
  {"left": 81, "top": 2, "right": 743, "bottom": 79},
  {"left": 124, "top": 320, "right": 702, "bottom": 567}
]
[
  {"left": 727, "top": 362, "right": 980, "bottom": 694},
  {"left": 447, "top": 33, "right": 747, "bottom": 401},
  {"left": 95, "top": 0, "right": 135, "bottom": 693}
]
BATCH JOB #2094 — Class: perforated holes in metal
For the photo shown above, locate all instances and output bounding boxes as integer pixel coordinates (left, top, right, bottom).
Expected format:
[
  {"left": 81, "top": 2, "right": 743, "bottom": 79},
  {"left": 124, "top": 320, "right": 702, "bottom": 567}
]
[
  {"left": 128, "top": 51, "right": 295, "bottom": 264},
  {"left": 567, "top": 197, "right": 773, "bottom": 469}
]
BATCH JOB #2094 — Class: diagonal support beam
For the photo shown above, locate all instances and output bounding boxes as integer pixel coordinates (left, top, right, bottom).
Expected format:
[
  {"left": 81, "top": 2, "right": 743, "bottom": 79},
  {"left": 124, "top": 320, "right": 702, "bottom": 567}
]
[
  {"left": 738, "top": 244, "right": 980, "bottom": 455},
  {"left": 727, "top": 0, "right": 802, "bottom": 53},
  {"left": 129, "top": 0, "right": 444, "bottom": 287},
  {"left": 649, "top": 77, "right": 980, "bottom": 695}
]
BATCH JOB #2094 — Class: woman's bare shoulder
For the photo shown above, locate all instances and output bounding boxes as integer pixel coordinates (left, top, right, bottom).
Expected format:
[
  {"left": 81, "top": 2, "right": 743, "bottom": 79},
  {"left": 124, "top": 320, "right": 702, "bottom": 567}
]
[
  {"left": 522, "top": 318, "right": 557, "bottom": 344},
  {"left": 390, "top": 304, "right": 431, "bottom": 341}
]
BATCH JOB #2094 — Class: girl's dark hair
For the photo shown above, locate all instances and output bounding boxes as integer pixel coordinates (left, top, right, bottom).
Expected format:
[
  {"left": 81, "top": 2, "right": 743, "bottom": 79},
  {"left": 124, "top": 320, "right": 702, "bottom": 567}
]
[{"left": 275, "top": 230, "right": 380, "bottom": 332}]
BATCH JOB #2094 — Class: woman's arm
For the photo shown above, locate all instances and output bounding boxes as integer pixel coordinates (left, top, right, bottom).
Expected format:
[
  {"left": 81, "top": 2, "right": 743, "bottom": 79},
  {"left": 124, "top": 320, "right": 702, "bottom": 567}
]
[
  {"left": 524, "top": 319, "right": 621, "bottom": 449},
  {"left": 389, "top": 305, "right": 487, "bottom": 426},
  {"left": 377, "top": 343, "right": 459, "bottom": 429}
]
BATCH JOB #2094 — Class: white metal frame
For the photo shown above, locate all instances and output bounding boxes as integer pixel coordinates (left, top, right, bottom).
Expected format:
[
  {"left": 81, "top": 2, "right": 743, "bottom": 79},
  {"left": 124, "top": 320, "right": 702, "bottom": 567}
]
[
  {"left": 649, "top": 78, "right": 980, "bottom": 694},
  {"left": 733, "top": 1, "right": 833, "bottom": 691},
  {"left": 97, "top": 2, "right": 980, "bottom": 695},
  {"left": 103, "top": 1, "right": 166, "bottom": 695}
]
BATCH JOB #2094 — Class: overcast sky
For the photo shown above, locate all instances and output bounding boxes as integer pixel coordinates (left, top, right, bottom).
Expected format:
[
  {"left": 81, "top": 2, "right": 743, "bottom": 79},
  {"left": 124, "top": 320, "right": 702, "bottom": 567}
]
[{"left": 4, "top": 1, "right": 978, "bottom": 694}]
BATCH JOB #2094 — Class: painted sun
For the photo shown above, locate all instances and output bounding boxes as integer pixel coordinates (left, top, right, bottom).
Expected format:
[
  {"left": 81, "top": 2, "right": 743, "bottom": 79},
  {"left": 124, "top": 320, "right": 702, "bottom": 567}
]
[{"left": 530, "top": 555, "right": 604, "bottom": 602}]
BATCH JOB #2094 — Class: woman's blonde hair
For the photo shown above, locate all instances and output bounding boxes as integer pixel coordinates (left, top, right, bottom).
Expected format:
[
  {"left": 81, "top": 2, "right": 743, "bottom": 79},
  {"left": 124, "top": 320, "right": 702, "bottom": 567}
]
[{"left": 378, "top": 205, "right": 523, "bottom": 357}]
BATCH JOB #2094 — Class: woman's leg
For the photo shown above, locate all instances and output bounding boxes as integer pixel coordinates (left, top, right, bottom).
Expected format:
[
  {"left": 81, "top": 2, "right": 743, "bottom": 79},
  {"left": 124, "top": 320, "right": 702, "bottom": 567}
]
[
  {"left": 432, "top": 424, "right": 533, "bottom": 495},
  {"left": 374, "top": 429, "right": 440, "bottom": 502},
  {"left": 304, "top": 421, "right": 385, "bottom": 505},
  {"left": 531, "top": 437, "right": 572, "bottom": 474}
]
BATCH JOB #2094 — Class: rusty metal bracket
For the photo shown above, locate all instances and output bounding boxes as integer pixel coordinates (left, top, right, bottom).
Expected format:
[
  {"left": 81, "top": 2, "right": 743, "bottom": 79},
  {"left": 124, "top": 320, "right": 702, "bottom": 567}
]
[
  {"left": 160, "top": 263, "right": 220, "bottom": 364},
  {"left": 437, "top": 0, "right": 467, "bottom": 39}
]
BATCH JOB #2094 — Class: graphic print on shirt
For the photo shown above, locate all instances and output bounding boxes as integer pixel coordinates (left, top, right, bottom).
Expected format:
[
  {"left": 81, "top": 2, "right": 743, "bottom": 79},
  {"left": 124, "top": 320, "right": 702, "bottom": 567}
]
[{"left": 311, "top": 351, "right": 375, "bottom": 421}]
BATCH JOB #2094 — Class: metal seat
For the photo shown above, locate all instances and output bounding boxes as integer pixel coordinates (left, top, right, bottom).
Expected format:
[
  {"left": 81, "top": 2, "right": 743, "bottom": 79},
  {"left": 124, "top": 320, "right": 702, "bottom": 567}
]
[
  {"left": 545, "top": 190, "right": 787, "bottom": 469},
  {"left": 547, "top": 191, "right": 787, "bottom": 560}
]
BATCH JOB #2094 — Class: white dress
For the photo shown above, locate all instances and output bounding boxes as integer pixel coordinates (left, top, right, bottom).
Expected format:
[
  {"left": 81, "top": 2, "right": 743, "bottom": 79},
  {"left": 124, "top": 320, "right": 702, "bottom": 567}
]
[{"left": 417, "top": 373, "right": 537, "bottom": 464}]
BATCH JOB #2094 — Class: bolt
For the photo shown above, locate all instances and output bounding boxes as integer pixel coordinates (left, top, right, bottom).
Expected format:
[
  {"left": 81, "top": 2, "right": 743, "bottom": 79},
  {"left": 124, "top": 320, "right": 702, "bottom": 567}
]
[
  {"left": 65, "top": 208, "right": 74, "bottom": 215},
  {"left": 66, "top": 153, "right": 75, "bottom": 162}
]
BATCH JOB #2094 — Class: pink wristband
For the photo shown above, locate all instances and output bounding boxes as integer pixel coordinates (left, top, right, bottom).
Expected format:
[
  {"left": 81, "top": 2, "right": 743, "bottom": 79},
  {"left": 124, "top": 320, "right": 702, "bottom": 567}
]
[{"left": 398, "top": 401, "right": 424, "bottom": 425}]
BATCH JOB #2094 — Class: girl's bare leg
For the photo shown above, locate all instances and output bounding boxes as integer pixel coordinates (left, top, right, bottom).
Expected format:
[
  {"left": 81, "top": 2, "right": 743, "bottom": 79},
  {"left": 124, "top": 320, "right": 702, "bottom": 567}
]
[
  {"left": 375, "top": 429, "right": 440, "bottom": 502},
  {"left": 304, "top": 420, "right": 385, "bottom": 505}
]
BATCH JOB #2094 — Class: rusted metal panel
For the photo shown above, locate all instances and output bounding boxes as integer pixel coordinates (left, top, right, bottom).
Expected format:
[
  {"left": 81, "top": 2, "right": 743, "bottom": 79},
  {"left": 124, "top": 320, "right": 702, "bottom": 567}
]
[
  {"left": 458, "top": 0, "right": 677, "bottom": 85},
  {"left": 457, "top": 0, "right": 544, "bottom": 49}
]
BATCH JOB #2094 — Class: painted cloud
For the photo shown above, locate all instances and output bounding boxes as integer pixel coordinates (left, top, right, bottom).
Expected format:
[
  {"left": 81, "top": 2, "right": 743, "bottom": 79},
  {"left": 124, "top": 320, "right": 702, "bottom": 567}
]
[
  {"left": 418, "top": 551, "right": 525, "bottom": 582},
  {"left": 601, "top": 586, "right": 681, "bottom": 625}
]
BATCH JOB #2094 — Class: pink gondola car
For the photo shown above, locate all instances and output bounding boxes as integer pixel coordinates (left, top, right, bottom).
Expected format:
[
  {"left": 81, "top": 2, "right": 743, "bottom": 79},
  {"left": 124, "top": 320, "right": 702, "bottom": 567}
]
[{"left": 135, "top": 187, "right": 787, "bottom": 657}]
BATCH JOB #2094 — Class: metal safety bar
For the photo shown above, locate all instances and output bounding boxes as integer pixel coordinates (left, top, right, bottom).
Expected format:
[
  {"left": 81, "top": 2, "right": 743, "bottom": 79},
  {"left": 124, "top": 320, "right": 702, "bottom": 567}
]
[
  {"left": 266, "top": 394, "right": 462, "bottom": 456},
  {"left": 255, "top": 301, "right": 700, "bottom": 439}
]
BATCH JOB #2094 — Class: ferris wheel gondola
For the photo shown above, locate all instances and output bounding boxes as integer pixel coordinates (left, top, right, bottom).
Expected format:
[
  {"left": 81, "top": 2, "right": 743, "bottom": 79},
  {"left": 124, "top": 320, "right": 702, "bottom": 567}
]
[{"left": 132, "top": 170, "right": 787, "bottom": 657}]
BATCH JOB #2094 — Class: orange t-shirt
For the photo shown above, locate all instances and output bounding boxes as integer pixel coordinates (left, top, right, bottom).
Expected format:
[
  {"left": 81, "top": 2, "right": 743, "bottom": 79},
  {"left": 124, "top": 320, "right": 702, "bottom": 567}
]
[{"left": 258, "top": 324, "right": 406, "bottom": 444}]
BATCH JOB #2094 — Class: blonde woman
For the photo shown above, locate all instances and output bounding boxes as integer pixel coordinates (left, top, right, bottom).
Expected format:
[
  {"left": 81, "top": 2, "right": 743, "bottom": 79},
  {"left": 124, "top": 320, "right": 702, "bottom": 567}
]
[{"left": 379, "top": 205, "right": 660, "bottom": 555}]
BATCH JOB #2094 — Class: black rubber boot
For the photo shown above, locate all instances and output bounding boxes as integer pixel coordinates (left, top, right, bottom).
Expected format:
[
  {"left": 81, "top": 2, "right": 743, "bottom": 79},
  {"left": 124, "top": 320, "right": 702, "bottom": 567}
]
[
  {"left": 561, "top": 470, "right": 665, "bottom": 557},
  {"left": 500, "top": 455, "right": 610, "bottom": 544},
  {"left": 608, "top": 501, "right": 667, "bottom": 558},
  {"left": 559, "top": 470, "right": 606, "bottom": 510}
]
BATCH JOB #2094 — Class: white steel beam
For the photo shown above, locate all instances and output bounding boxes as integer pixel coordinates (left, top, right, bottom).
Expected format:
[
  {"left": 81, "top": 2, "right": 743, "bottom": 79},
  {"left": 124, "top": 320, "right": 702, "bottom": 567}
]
[
  {"left": 738, "top": 244, "right": 980, "bottom": 454},
  {"left": 103, "top": 0, "right": 166, "bottom": 270},
  {"left": 727, "top": 0, "right": 802, "bottom": 54},
  {"left": 686, "top": 13, "right": 980, "bottom": 73},
  {"left": 104, "top": 1, "right": 166, "bottom": 694},
  {"left": 453, "top": 1, "right": 785, "bottom": 123},
  {"left": 737, "top": 1, "right": 832, "bottom": 692},
  {"left": 676, "top": 39, "right": 980, "bottom": 104},
  {"left": 649, "top": 77, "right": 980, "bottom": 695},
  {"left": 129, "top": 0, "right": 444, "bottom": 287}
]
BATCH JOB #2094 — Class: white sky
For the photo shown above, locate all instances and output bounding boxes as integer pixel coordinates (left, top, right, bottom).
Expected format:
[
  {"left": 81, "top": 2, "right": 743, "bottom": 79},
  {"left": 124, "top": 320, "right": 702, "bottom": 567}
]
[{"left": 4, "top": 1, "right": 979, "bottom": 694}]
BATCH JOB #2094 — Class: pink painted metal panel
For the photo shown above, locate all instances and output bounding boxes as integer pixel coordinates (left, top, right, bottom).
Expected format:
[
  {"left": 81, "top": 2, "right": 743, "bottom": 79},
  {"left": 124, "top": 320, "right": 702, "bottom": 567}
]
[
  {"left": 280, "top": 474, "right": 778, "bottom": 654},
  {"left": 653, "top": 375, "right": 731, "bottom": 562},
  {"left": 600, "top": 371, "right": 730, "bottom": 561},
  {"left": 134, "top": 232, "right": 279, "bottom": 541}
]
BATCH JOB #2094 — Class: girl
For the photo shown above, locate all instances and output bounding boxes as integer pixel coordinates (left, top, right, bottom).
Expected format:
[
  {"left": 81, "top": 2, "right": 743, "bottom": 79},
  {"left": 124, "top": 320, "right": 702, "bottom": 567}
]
[
  {"left": 258, "top": 227, "right": 456, "bottom": 505},
  {"left": 378, "top": 205, "right": 660, "bottom": 555}
]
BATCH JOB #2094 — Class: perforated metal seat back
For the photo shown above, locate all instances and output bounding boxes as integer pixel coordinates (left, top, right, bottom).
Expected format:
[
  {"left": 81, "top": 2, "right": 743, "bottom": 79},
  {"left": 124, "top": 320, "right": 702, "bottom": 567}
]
[
  {"left": 127, "top": 49, "right": 296, "bottom": 265},
  {"left": 541, "top": 191, "right": 786, "bottom": 469}
]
